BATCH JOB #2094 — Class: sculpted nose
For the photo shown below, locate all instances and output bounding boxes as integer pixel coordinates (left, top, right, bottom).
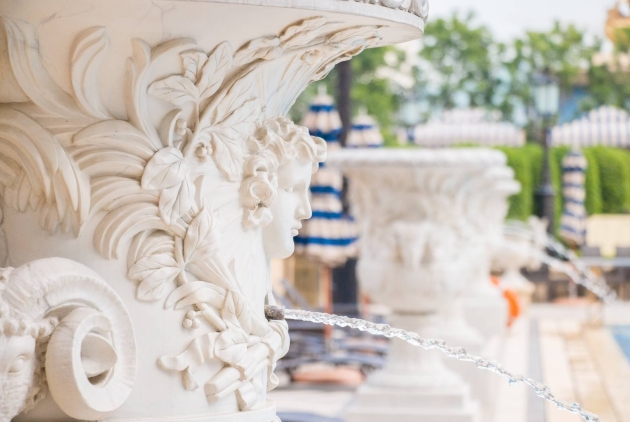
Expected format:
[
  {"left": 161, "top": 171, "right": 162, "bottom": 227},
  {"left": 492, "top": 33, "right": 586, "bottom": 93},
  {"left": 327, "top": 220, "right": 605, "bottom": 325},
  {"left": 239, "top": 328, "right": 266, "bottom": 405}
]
[{"left": 296, "top": 191, "right": 312, "bottom": 220}]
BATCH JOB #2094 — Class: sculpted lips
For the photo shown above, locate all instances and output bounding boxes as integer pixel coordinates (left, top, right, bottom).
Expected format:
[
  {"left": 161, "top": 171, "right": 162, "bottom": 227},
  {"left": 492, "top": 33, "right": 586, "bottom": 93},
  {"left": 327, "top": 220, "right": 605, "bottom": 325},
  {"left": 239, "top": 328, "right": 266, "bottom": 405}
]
[{"left": 291, "top": 224, "right": 302, "bottom": 237}]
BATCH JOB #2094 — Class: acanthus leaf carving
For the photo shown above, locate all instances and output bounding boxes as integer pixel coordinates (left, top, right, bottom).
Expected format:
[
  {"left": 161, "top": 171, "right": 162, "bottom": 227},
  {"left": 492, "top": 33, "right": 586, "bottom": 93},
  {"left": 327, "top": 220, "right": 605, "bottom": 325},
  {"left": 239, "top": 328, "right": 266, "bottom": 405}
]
[
  {"left": 0, "top": 13, "right": 377, "bottom": 413},
  {"left": 71, "top": 27, "right": 114, "bottom": 120},
  {"left": 232, "top": 36, "right": 283, "bottom": 67},
  {"left": 0, "top": 107, "right": 90, "bottom": 235},
  {"left": 0, "top": 18, "right": 89, "bottom": 123}
]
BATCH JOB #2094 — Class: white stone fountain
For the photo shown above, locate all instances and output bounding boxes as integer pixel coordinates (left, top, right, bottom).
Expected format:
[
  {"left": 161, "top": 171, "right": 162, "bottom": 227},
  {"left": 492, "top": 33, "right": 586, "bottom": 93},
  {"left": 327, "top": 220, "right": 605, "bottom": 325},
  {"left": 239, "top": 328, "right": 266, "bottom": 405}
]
[
  {"left": 0, "top": 1, "right": 426, "bottom": 421},
  {"left": 327, "top": 148, "right": 520, "bottom": 422}
]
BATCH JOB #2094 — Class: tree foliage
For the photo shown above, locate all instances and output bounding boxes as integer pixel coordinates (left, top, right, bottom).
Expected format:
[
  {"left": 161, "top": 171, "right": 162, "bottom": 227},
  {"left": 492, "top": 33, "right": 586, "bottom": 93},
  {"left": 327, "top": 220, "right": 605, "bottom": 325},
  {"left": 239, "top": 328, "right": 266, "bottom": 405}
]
[
  {"left": 415, "top": 12, "right": 500, "bottom": 113},
  {"left": 414, "top": 12, "right": 627, "bottom": 126}
]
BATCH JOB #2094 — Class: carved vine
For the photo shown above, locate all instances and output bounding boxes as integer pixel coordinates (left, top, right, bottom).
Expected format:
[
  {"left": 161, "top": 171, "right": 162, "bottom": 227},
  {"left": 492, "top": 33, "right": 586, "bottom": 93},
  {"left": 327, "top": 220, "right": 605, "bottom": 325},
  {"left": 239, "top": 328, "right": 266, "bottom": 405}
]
[{"left": 0, "top": 16, "right": 379, "bottom": 411}]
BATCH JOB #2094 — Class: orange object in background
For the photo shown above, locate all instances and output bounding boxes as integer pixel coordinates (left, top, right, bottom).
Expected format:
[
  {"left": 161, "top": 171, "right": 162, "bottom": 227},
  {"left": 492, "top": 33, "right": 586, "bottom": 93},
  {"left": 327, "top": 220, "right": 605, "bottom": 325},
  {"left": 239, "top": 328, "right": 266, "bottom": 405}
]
[{"left": 491, "top": 275, "right": 521, "bottom": 327}]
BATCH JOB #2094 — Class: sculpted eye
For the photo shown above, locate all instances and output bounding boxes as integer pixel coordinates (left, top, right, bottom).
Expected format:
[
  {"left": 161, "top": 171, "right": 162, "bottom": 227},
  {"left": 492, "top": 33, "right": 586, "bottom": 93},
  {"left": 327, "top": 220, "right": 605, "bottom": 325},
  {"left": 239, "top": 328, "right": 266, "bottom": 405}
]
[{"left": 9, "top": 355, "right": 28, "bottom": 373}]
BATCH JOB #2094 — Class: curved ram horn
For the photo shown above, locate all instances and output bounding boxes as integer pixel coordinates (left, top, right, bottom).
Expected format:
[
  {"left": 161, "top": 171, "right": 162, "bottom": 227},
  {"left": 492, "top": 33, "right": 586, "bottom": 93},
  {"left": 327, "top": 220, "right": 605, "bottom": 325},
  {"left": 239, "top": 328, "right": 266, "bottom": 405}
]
[{"left": 0, "top": 257, "right": 136, "bottom": 420}]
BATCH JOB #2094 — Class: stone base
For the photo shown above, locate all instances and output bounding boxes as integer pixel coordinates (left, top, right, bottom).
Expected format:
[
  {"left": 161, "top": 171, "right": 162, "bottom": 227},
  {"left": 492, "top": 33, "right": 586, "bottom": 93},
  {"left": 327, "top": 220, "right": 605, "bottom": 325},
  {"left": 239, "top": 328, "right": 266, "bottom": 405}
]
[{"left": 345, "top": 384, "right": 479, "bottom": 422}]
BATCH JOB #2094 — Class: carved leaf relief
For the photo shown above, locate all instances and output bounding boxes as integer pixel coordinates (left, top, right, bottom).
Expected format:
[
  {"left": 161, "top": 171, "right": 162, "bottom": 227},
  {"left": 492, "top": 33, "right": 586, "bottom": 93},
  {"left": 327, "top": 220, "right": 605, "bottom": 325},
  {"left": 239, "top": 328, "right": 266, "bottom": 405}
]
[
  {"left": 128, "top": 253, "right": 181, "bottom": 301},
  {"left": 197, "top": 43, "right": 233, "bottom": 101},
  {"left": 183, "top": 207, "right": 221, "bottom": 263},
  {"left": 158, "top": 176, "right": 195, "bottom": 226},
  {"left": 71, "top": 27, "right": 114, "bottom": 119},
  {"left": 0, "top": 14, "right": 382, "bottom": 412},
  {"left": 148, "top": 76, "right": 199, "bottom": 106},
  {"left": 141, "top": 147, "right": 187, "bottom": 190}
]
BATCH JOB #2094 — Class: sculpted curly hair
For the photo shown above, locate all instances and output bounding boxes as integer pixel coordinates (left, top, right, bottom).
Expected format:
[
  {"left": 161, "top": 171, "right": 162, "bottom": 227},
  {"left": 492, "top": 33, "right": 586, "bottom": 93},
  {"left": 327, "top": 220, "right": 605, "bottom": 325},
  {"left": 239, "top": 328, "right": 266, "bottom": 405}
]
[{"left": 240, "top": 117, "right": 327, "bottom": 228}]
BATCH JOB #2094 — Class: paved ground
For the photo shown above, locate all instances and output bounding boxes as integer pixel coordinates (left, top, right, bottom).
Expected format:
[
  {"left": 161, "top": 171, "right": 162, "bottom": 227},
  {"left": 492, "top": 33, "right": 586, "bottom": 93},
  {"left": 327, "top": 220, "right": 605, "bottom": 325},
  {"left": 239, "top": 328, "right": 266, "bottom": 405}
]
[{"left": 269, "top": 302, "right": 630, "bottom": 422}]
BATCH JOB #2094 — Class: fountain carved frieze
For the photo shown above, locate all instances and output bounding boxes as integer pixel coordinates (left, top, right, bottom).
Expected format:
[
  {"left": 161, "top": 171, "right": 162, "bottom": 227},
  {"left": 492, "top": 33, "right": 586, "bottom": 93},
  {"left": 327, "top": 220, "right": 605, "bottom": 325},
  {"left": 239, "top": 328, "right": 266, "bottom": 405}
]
[{"left": 0, "top": 5, "right": 408, "bottom": 420}]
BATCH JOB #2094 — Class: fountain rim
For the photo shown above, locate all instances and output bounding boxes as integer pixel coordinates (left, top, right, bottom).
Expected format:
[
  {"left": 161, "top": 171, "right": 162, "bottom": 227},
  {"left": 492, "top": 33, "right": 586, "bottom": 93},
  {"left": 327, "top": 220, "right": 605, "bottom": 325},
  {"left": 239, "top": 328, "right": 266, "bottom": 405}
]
[
  {"left": 157, "top": 0, "right": 427, "bottom": 46},
  {"left": 197, "top": 0, "right": 426, "bottom": 28},
  {"left": 325, "top": 148, "right": 508, "bottom": 169}
]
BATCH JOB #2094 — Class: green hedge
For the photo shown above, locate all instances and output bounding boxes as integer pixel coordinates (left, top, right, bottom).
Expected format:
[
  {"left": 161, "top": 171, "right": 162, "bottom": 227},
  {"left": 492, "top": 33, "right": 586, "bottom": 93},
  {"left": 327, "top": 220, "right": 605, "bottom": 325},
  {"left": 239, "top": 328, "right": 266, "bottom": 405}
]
[
  {"left": 587, "top": 147, "right": 630, "bottom": 214},
  {"left": 448, "top": 143, "right": 630, "bottom": 225},
  {"left": 495, "top": 147, "right": 533, "bottom": 221},
  {"left": 581, "top": 148, "right": 603, "bottom": 215}
]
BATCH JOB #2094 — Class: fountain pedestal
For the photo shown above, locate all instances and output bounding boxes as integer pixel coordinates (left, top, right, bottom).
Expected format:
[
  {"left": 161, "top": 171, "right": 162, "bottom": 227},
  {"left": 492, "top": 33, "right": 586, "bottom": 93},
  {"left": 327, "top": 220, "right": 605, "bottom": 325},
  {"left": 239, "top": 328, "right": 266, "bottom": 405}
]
[
  {"left": 0, "top": 2, "right": 425, "bottom": 421},
  {"left": 328, "top": 149, "right": 520, "bottom": 422},
  {"left": 348, "top": 312, "right": 479, "bottom": 422}
]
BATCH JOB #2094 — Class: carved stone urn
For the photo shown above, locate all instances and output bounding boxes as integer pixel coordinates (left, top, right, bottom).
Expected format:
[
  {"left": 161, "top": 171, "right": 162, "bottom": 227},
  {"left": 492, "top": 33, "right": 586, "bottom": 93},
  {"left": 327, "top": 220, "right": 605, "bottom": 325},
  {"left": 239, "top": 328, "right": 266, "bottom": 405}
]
[
  {"left": 327, "top": 148, "right": 520, "bottom": 422},
  {"left": 0, "top": 2, "right": 425, "bottom": 421}
]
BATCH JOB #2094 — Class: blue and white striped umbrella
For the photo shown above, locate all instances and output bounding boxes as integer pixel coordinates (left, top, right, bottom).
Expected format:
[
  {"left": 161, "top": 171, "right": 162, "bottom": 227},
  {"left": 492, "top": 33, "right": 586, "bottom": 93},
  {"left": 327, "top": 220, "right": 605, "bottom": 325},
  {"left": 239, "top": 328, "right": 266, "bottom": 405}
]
[
  {"left": 346, "top": 108, "right": 383, "bottom": 148},
  {"left": 559, "top": 150, "right": 588, "bottom": 247},
  {"left": 550, "top": 106, "right": 630, "bottom": 147},
  {"left": 411, "top": 108, "right": 525, "bottom": 147},
  {"left": 295, "top": 86, "right": 358, "bottom": 267}
]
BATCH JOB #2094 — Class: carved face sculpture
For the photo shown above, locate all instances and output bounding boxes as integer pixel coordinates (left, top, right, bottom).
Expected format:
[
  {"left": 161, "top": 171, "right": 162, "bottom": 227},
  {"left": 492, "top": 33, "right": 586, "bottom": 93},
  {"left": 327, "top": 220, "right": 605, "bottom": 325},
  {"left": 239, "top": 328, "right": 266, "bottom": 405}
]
[
  {"left": 0, "top": 334, "right": 37, "bottom": 419},
  {"left": 262, "top": 159, "right": 313, "bottom": 259}
]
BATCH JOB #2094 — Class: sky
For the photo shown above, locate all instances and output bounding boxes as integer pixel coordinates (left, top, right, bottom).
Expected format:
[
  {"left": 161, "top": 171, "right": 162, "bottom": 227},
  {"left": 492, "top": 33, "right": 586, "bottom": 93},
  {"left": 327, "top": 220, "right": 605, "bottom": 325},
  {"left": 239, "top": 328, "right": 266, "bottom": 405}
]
[{"left": 427, "top": 0, "right": 614, "bottom": 42}]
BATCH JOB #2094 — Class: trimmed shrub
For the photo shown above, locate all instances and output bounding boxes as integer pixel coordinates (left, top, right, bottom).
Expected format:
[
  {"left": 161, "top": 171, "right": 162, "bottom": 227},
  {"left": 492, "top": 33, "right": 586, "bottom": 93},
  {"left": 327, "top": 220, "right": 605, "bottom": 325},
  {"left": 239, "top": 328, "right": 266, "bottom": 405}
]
[
  {"left": 496, "top": 147, "right": 532, "bottom": 221},
  {"left": 581, "top": 148, "right": 603, "bottom": 215},
  {"left": 551, "top": 146, "right": 570, "bottom": 233},
  {"left": 587, "top": 147, "right": 630, "bottom": 214}
]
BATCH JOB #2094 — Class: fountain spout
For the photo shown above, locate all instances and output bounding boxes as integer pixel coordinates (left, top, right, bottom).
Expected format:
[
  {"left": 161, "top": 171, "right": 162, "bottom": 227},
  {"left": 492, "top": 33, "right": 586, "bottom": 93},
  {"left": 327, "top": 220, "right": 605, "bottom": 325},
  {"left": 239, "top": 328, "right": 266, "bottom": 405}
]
[{"left": 265, "top": 305, "right": 286, "bottom": 321}]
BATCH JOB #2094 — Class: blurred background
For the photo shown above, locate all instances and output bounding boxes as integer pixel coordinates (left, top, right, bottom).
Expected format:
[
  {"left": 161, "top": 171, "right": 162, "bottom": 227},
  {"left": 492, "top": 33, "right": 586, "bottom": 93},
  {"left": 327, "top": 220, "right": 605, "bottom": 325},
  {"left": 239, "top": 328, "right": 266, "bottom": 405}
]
[{"left": 269, "top": 1, "right": 630, "bottom": 422}]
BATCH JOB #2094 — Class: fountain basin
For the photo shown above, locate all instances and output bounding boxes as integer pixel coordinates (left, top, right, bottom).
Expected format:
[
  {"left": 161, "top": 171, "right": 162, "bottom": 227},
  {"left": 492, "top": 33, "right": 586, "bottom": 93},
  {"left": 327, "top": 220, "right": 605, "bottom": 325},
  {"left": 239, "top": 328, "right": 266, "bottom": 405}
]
[
  {"left": 327, "top": 148, "right": 520, "bottom": 421},
  {"left": 0, "top": 2, "right": 424, "bottom": 421}
]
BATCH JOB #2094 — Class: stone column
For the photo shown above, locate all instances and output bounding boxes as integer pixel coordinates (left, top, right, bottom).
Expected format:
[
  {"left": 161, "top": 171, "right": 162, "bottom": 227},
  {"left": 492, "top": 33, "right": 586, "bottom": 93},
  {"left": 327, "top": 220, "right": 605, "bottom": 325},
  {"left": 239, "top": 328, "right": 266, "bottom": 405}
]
[
  {"left": 327, "top": 148, "right": 520, "bottom": 422},
  {"left": 0, "top": 2, "right": 426, "bottom": 421}
]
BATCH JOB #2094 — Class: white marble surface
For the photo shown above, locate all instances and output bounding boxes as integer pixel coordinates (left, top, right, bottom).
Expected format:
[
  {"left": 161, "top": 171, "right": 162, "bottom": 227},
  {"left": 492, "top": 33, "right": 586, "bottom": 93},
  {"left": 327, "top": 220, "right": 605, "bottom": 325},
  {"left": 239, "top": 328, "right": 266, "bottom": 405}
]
[{"left": 0, "top": 1, "right": 424, "bottom": 421}]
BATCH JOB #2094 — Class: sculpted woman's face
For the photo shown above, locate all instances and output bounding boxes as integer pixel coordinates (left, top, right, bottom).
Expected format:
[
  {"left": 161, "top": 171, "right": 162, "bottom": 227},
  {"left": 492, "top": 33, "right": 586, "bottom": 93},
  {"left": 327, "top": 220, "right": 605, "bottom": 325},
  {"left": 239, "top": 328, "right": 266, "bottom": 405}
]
[{"left": 262, "top": 159, "right": 313, "bottom": 259}]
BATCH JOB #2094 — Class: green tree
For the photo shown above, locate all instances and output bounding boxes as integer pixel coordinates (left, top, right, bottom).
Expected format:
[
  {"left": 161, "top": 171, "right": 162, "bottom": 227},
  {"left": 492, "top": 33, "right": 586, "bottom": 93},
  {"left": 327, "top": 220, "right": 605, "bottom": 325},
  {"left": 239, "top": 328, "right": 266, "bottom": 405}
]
[
  {"left": 414, "top": 12, "right": 502, "bottom": 116},
  {"left": 502, "top": 22, "right": 601, "bottom": 131},
  {"left": 413, "top": 15, "right": 620, "bottom": 125}
]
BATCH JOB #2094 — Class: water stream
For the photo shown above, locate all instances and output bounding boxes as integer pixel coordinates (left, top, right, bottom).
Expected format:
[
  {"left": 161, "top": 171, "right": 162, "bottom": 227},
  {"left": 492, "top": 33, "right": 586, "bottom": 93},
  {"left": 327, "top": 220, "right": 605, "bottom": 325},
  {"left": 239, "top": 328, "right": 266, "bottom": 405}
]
[
  {"left": 504, "top": 223, "right": 617, "bottom": 303},
  {"left": 270, "top": 227, "right": 615, "bottom": 422},
  {"left": 269, "top": 306, "right": 601, "bottom": 422}
]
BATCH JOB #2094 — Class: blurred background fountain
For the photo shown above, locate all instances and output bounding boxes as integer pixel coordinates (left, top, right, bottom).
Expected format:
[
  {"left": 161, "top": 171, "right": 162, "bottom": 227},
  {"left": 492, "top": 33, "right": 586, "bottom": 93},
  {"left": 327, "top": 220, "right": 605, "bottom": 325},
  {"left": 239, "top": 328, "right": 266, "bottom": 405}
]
[{"left": 270, "top": 2, "right": 630, "bottom": 421}]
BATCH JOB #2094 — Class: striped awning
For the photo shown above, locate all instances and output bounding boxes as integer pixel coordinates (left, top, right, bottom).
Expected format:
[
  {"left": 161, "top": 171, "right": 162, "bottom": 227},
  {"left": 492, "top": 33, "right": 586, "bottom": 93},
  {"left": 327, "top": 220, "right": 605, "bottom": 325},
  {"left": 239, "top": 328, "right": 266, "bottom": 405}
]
[
  {"left": 411, "top": 108, "right": 525, "bottom": 147},
  {"left": 550, "top": 106, "right": 630, "bottom": 147},
  {"left": 295, "top": 87, "right": 358, "bottom": 266},
  {"left": 559, "top": 150, "right": 588, "bottom": 247},
  {"left": 346, "top": 109, "right": 383, "bottom": 148}
]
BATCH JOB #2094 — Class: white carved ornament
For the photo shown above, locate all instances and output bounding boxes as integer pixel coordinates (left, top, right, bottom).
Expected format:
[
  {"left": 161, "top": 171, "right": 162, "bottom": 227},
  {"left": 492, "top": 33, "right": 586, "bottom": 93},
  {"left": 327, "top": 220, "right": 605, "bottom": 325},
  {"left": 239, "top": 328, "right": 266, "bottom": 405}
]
[
  {"left": 0, "top": 258, "right": 136, "bottom": 422},
  {"left": 0, "top": 15, "right": 378, "bottom": 418},
  {"left": 346, "top": 0, "right": 429, "bottom": 20}
]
